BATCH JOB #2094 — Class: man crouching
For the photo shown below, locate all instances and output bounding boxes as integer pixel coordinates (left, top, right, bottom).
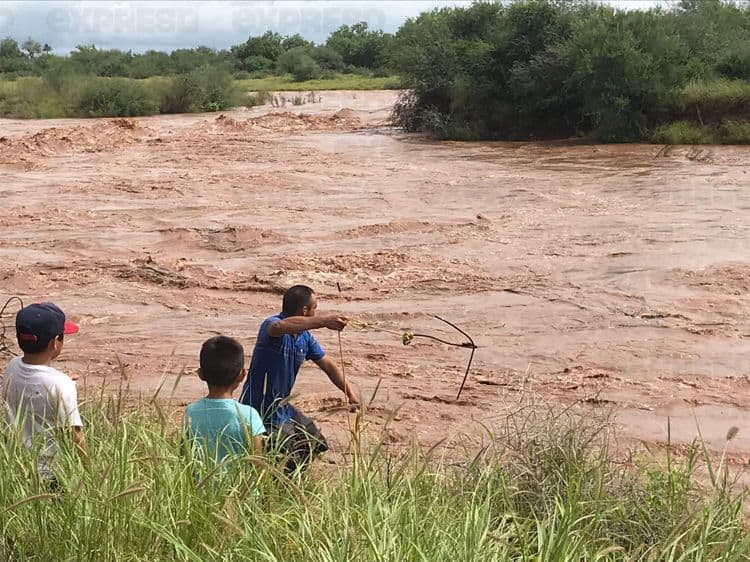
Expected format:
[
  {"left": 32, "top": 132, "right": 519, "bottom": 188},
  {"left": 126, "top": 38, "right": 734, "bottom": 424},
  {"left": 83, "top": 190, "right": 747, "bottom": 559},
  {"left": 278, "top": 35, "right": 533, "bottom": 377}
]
[{"left": 240, "top": 285, "right": 360, "bottom": 473}]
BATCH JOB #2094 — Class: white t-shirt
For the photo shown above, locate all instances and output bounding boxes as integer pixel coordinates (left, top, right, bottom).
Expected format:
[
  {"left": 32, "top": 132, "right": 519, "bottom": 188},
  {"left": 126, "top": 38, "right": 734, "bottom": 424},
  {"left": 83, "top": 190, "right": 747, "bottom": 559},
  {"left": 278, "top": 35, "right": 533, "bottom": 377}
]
[{"left": 2, "top": 357, "right": 82, "bottom": 478}]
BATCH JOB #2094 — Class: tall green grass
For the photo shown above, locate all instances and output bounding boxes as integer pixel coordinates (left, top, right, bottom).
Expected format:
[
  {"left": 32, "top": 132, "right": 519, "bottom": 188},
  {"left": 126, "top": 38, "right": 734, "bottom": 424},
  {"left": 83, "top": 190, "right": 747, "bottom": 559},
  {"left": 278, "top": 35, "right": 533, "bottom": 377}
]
[
  {"left": 648, "top": 79, "right": 750, "bottom": 144},
  {"left": 651, "top": 119, "right": 750, "bottom": 145},
  {"left": 679, "top": 79, "right": 750, "bottom": 119},
  {"left": 651, "top": 121, "right": 715, "bottom": 145},
  {"left": 0, "top": 69, "right": 246, "bottom": 119},
  {"left": 720, "top": 120, "right": 750, "bottom": 144},
  {"left": 0, "top": 77, "right": 72, "bottom": 118},
  {"left": 1, "top": 391, "right": 747, "bottom": 561}
]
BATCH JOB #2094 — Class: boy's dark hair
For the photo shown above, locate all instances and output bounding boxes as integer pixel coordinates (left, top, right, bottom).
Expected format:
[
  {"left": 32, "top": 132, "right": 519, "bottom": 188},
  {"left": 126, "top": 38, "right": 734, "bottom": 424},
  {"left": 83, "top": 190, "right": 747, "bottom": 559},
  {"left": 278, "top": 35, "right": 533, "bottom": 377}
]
[
  {"left": 199, "top": 336, "right": 245, "bottom": 387},
  {"left": 18, "top": 333, "right": 62, "bottom": 354},
  {"left": 282, "top": 285, "right": 314, "bottom": 315}
]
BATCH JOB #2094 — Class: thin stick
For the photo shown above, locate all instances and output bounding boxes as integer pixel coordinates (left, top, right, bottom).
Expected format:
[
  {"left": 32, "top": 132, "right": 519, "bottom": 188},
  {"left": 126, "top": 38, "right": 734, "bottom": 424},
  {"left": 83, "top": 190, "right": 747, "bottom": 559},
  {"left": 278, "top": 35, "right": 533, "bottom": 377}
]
[
  {"left": 433, "top": 315, "right": 478, "bottom": 400},
  {"left": 410, "top": 333, "right": 476, "bottom": 348},
  {"left": 351, "top": 313, "right": 478, "bottom": 400},
  {"left": 456, "top": 346, "right": 476, "bottom": 401},
  {"left": 336, "top": 281, "right": 349, "bottom": 409},
  {"left": 349, "top": 319, "right": 403, "bottom": 337},
  {"left": 433, "top": 314, "right": 475, "bottom": 346},
  {"left": 338, "top": 330, "right": 357, "bottom": 454},
  {"left": 351, "top": 316, "right": 479, "bottom": 348},
  {"left": 338, "top": 331, "right": 348, "bottom": 408},
  {"left": 0, "top": 296, "right": 24, "bottom": 357}
]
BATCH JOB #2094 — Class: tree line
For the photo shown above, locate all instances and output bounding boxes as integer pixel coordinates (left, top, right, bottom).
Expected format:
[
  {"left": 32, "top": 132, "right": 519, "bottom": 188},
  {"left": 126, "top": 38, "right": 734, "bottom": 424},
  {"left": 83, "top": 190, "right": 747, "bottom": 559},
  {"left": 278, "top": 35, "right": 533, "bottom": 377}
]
[{"left": 0, "top": 23, "right": 393, "bottom": 81}]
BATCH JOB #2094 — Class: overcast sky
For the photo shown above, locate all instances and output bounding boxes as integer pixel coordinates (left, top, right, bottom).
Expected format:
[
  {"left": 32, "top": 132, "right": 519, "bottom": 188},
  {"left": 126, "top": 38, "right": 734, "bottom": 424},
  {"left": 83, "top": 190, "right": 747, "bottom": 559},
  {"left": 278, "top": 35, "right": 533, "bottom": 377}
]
[{"left": 1, "top": 1, "right": 665, "bottom": 54}]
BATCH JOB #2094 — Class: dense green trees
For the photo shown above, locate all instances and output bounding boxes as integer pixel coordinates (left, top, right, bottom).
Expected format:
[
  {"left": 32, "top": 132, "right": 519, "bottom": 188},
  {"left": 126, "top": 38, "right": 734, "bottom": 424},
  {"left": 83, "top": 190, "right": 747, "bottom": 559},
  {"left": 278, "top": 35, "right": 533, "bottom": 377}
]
[
  {"left": 325, "top": 22, "right": 393, "bottom": 70},
  {"left": 0, "top": 24, "right": 393, "bottom": 82},
  {"left": 0, "top": 38, "right": 32, "bottom": 74},
  {"left": 277, "top": 47, "right": 321, "bottom": 81},
  {"left": 231, "top": 31, "right": 284, "bottom": 73},
  {"left": 392, "top": 0, "right": 750, "bottom": 142}
]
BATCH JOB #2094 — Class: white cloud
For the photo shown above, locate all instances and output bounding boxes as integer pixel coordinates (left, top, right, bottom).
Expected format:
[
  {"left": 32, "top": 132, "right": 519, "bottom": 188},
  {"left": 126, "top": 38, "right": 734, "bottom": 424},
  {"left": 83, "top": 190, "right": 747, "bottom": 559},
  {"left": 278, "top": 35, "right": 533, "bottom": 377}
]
[
  {"left": 0, "top": 0, "right": 667, "bottom": 53},
  {"left": 0, "top": 1, "right": 473, "bottom": 53}
]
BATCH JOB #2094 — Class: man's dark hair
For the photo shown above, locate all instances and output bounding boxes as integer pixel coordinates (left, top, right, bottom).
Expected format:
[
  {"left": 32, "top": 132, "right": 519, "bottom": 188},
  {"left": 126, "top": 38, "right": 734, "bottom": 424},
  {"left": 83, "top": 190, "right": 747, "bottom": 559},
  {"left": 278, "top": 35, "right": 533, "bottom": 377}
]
[
  {"left": 199, "top": 336, "right": 245, "bottom": 387},
  {"left": 18, "top": 333, "right": 62, "bottom": 355},
  {"left": 282, "top": 285, "right": 314, "bottom": 316}
]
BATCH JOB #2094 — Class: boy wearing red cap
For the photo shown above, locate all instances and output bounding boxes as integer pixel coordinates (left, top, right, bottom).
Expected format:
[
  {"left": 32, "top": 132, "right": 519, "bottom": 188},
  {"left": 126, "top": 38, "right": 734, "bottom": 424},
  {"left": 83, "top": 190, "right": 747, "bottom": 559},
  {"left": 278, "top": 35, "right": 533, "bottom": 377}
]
[{"left": 2, "top": 302, "right": 86, "bottom": 487}]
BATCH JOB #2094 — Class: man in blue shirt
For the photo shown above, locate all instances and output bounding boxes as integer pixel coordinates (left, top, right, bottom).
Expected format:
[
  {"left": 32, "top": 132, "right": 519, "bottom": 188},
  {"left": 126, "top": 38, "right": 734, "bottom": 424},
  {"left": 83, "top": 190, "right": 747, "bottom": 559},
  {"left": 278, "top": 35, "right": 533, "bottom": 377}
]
[{"left": 240, "top": 285, "right": 360, "bottom": 472}]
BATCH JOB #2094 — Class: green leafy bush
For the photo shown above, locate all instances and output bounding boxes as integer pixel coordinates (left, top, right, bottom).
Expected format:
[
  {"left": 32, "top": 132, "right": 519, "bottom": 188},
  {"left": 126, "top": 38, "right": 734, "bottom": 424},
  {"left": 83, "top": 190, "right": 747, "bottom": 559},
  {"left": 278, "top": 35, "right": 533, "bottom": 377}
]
[
  {"left": 0, "top": 77, "right": 71, "bottom": 118},
  {"left": 720, "top": 120, "right": 750, "bottom": 144},
  {"left": 77, "top": 78, "right": 160, "bottom": 117},
  {"left": 326, "top": 22, "right": 392, "bottom": 69},
  {"left": 277, "top": 48, "right": 322, "bottom": 82},
  {"left": 239, "top": 55, "right": 274, "bottom": 74},
  {"left": 651, "top": 121, "right": 713, "bottom": 144},
  {"left": 678, "top": 78, "right": 750, "bottom": 120},
  {"left": 246, "top": 89, "right": 272, "bottom": 107},
  {"left": 161, "top": 66, "right": 237, "bottom": 113},
  {"left": 311, "top": 46, "right": 345, "bottom": 72}
]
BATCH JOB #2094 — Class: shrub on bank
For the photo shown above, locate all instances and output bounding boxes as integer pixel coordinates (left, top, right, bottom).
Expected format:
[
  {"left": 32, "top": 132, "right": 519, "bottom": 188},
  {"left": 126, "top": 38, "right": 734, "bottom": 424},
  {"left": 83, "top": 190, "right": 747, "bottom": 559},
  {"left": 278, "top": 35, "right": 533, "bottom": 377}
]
[
  {"left": 720, "top": 120, "right": 750, "bottom": 144},
  {"left": 277, "top": 48, "right": 323, "bottom": 82},
  {"left": 651, "top": 121, "right": 714, "bottom": 144},
  {"left": 0, "top": 76, "right": 75, "bottom": 118},
  {"left": 161, "top": 66, "right": 239, "bottom": 113},
  {"left": 678, "top": 78, "right": 750, "bottom": 120},
  {"left": 651, "top": 119, "right": 750, "bottom": 145},
  {"left": 0, "top": 70, "right": 242, "bottom": 118},
  {"left": 77, "top": 77, "right": 160, "bottom": 117}
]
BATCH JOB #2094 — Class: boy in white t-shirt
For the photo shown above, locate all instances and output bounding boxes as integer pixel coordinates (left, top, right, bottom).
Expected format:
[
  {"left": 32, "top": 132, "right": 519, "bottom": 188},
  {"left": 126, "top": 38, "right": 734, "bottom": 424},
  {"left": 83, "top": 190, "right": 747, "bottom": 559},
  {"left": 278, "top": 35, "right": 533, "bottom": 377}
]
[{"left": 2, "top": 302, "right": 86, "bottom": 487}]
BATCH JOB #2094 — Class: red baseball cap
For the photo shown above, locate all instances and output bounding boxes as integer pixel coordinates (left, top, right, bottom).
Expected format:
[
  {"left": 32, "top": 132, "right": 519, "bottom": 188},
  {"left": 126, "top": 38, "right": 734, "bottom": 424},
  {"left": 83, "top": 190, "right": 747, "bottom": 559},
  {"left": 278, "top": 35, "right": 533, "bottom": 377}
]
[{"left": 16, "top": 302, "right": 79, "bottom": 344}]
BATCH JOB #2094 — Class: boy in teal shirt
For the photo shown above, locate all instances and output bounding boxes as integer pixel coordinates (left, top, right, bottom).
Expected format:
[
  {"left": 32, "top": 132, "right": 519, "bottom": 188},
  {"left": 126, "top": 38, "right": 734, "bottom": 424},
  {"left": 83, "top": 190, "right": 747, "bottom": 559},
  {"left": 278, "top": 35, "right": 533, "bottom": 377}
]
[{"left": 185, "top": 336, "right": 265, "bottom": 462}]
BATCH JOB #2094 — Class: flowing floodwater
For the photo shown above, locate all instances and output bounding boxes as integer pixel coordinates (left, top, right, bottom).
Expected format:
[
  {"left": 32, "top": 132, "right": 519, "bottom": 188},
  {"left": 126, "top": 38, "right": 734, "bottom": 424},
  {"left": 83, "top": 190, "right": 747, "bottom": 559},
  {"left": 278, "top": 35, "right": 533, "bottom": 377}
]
[{"left": 1, "top": 90, "right": 749, "bottom": 460}]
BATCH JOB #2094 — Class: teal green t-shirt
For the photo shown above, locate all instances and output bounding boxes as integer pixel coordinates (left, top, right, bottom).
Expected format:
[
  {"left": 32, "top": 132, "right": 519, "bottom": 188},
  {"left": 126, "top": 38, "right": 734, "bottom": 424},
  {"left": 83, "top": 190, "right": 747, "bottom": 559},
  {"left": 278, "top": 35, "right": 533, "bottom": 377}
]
[{"left": 185, "top": 398, "right": 265, "bottom": 462}]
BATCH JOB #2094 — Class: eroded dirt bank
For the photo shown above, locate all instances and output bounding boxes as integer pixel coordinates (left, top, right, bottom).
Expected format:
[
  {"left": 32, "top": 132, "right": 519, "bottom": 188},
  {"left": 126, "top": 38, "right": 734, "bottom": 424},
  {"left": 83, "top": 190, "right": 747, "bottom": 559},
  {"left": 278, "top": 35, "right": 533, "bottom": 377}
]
[{"left": 1, "top": 90, "right": 749, "bottom": 463}]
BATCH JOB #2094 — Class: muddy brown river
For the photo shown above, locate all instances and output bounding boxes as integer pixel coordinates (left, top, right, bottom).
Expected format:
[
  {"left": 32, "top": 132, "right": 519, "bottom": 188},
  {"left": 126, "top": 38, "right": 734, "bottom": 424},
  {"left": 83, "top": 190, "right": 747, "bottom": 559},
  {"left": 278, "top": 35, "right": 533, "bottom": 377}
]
[{"left": 1, "top": 90, "right": 749, "bottom": 463}]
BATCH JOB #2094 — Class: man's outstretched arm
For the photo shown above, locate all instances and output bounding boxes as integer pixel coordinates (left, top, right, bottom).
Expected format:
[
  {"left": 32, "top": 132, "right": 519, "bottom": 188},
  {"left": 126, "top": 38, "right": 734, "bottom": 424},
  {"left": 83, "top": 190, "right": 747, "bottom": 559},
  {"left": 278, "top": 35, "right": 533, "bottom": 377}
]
[
  {"left": 315, "top": 355, "right": 361, "bottom": 407},
  {"left": 268, "top": 315, "right": 348, "bottom": 337}
]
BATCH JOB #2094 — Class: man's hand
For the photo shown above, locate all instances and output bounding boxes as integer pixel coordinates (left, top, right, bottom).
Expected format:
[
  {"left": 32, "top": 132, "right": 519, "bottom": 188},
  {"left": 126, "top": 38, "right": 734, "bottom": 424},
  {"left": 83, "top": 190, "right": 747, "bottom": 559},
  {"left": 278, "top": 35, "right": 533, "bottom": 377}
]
[
  {"left": 347, "top": 397, "right": 362, "bottom": 413},
  {"left": 347, "top": 386, "right": 361, "bottom": 407},
  {"left": 315, "top": 356, "right": 361, "bottom": 412},
  {"left": 345, "top": 385, "right": 362, "bottom": 412},
  {"left": 321, "top": 315, "right": 349, "bottom": 331}
]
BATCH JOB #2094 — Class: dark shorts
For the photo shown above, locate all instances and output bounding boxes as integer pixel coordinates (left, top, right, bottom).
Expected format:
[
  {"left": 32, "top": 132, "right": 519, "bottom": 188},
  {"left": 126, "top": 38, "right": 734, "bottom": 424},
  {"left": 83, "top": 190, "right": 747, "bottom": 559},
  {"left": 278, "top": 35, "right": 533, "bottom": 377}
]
[
  {"left": 45, "top": 475, "right": 60, "bottom": 493},
  {"left": 267, "top": 405, "right": 328, "bottom": 473}
]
